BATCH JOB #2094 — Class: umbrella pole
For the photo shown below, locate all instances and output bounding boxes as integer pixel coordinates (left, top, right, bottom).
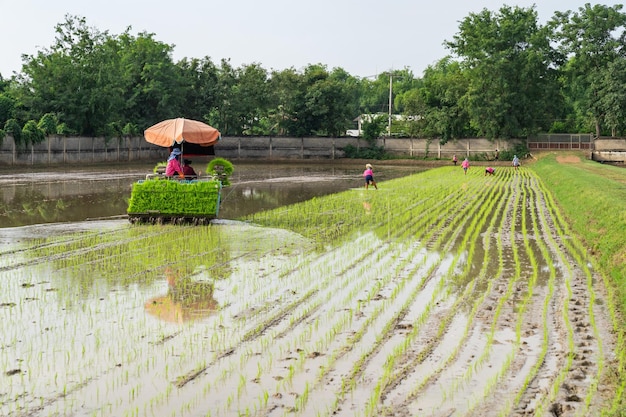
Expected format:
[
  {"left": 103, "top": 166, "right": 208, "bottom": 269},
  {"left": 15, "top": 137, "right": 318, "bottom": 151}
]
[{"left": 180, "top": 142, "right": 184, "bottom": 179}]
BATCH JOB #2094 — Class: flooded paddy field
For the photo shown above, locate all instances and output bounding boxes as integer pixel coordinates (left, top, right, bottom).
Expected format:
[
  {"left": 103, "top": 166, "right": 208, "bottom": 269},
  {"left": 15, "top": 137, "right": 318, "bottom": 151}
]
[
  {"left": 0, "top": 161, "right": 425, "bottom": 228},
  {"left": 0, "top": 161, "right": 617, "bottom": 416}
]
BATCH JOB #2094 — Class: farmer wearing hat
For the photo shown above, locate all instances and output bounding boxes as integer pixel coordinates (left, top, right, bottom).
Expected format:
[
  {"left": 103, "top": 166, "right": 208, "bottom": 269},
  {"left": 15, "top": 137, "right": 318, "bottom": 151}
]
[
  {"left": 165, "top": 148, "right": 185, "bottom": 178},
  {"left": 182, "top": 159, "right": 198, "bottom": 178},
  {"left": 363, "top": 163, "right": 378, "bottom": 190}
]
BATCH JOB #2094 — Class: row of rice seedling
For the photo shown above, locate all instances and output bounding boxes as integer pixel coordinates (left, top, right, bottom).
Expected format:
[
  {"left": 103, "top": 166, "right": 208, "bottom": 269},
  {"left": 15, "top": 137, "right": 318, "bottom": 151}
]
[
  {"left": 380, "top": 171, "right": 521, "bottom": 415},
  {"left": 173, "top": 179, "right": 470, "bottom": 412},
  {"left": 280, "top": 168, "right": 516, "bottom": 412},
  {"left": 426, "top": 175, "right": 517, "bottom": 411},
  {"left": 214, "top": 169, "right": 468, "bottom": 412},
  {"left": 166, "top": 211, "right": 446, "bottom": 412},
  {"left": 485, "top": 172, "right": 558, "bottom": 415}
]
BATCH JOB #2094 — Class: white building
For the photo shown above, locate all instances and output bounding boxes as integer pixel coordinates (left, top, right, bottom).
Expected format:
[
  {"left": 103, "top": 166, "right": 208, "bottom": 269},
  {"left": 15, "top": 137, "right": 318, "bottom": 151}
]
[{"left": 346, "top": 113, "right": 421, "bottom": 137}]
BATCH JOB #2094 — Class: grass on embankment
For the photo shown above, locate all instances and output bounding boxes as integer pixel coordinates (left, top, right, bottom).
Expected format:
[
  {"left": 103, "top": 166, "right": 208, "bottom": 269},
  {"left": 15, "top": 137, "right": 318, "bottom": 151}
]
[
  {"left": 530, "top": 152, "right": 626, "bottom": 413},
  {"left": 531, "top": 153, "right": 626, "bottom": 305}
]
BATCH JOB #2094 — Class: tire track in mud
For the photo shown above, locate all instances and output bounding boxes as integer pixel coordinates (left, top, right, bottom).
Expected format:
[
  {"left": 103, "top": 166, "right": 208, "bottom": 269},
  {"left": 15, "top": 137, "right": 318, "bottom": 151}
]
[{"left": 521, "top": 174, "right": 611, "bottom": 416}]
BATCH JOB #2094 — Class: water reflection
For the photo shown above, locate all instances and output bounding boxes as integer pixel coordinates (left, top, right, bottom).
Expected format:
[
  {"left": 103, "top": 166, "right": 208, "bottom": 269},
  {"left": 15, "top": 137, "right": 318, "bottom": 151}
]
[{"left": 145, "top": 267, "right": 218, "bottom": 324}]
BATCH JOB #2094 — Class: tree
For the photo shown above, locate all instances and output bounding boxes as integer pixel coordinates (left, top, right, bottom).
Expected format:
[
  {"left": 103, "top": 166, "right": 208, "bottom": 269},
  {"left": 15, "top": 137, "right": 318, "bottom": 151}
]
[
  {"left": 361, "top": 114, "right": 387, "bottom": 140},
  {"left": 22, "top": 120, "right": 45, "bottom": 145},
  {"left": 4, "top": 118, "right": 22, "bottom": 146},
  {"left": 207, "top": 59, "right": 237, "bottom": 135},
  {"left": 37, "top": 113, "right": 59, "bottom": 135},
  {"left": 14, "top": 15, "right": 185, "bottom": 137},
  {"left": 400, "top": 57, "right": 472, "bottom": 142},
  {"left": 595, "top": 57, "right": 626, "bottom": 136},
  {"left": 282, "top": 64, "right": 358, "bottom": 137},
  {"left": 268, "top": 67, "right": 301, "bottom": 135},
  {"left": 231, "top": 63, "right": 270, "bottom": 135},
  {"left": 446, "top": 5, "right": 562, "bottom": 139},
  {"left": 177, "top": 57, "right": 220, "bottom": 123},
  {"left": 550, "top": 4, "right": 626, "bottom": 136},
  {"left": 15, "top": 15, "right": 124, "bottom": 136},
  {"left": 116, "top": 29, "right": 186, "bottom": 130},
  {"left": 0, "top": 93, "right": 16, "bottom": 127}
]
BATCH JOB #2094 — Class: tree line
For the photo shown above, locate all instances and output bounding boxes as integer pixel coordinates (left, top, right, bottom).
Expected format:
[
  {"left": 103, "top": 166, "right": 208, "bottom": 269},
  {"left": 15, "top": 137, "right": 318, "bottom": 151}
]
[{"left": 0, "top": 4, "right": 625, "bottom": 148}]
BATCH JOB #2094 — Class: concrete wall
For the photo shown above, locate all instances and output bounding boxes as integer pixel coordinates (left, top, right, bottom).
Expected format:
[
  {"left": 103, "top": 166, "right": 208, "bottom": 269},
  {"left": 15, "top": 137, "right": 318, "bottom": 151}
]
[
  {"left": 1, "top": 133, "right": 624, "bottom": 166},
  {"left": 591, "top": 137, "right": 626, "bottom": 163},
  {"left": 0, "top": 136, "right": 163, "bottom": 165},
  {"left": 193, "top": 137, "right": 516, "bottom": 160}
]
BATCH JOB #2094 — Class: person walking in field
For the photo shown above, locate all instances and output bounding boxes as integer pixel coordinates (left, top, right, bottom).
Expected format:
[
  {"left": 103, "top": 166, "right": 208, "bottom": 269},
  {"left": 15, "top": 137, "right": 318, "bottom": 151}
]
[
  {"left": 363, "top": 163, "right": 378, "bottom": 190},
  {"left": 452, "top": 154, "right": 458, "bottom": 166},
  {"left": 461, "top": 158, "right": 470, "bottom": 175},
  {"left": 512, "top": 155, "right": 520, "bottom": 171}
]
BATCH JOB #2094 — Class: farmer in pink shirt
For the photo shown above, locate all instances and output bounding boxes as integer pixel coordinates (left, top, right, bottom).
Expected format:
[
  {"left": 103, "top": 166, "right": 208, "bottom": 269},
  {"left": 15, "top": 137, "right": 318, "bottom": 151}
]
[
  {"left": 165, "top": 148, "right": 184, "bottom": 178},
  {"left": 461, "top": 158, "right": 470, "bottom": 175},
  {"left": 363, "top": 163, "right": 378, "bottom": 190}
]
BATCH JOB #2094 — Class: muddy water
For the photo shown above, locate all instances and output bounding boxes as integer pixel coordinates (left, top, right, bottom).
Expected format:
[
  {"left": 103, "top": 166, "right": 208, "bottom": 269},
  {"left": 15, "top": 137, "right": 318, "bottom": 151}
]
[{"left": 0, "top": 161, "right": 427, "bottom": 228}]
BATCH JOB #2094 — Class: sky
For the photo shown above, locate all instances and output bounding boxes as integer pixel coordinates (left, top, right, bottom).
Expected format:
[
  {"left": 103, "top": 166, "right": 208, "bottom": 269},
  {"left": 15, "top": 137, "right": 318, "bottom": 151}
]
[{"left": 0, "top": 0, "right": 605, "bottom": 80}]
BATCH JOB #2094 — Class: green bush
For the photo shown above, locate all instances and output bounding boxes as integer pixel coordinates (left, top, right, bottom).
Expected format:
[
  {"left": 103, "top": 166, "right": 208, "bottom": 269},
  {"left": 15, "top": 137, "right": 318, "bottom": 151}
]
[
  {"left": 342, "top": 144, "right": 387, "bottom": 159},
  {"left": 500, "top": 143, "right": 529, "bottom": 161},
  {"left": 153, "top": 162, "right": 167, "bottom": 174},
  {"left": 22, "top": 120, "right": 45, "bottom": 145},
  {"left": 37, "top": 113, "right": 58, "bottom": 136},
  {"left": 206, "top": 157, "right": 234, "bottom": 186}
]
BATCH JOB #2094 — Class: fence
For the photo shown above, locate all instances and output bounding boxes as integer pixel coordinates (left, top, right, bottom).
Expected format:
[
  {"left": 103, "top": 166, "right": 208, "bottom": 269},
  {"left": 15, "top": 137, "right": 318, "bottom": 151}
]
[
  {"left": 1, "top": 134, "right": 624, "bottom": 166},
  {"left": 527, "top": 133, "right": 593, "bottom": 150}
]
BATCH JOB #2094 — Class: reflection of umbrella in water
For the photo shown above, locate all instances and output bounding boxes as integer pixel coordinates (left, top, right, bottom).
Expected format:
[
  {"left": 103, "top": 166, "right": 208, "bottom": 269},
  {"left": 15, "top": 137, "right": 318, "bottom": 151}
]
[
  {"left": 144, "top": 118, "right": 220, "bottom": 156},
  {"left": 145, "top": 273, "right": 218, "bottom": 324}
]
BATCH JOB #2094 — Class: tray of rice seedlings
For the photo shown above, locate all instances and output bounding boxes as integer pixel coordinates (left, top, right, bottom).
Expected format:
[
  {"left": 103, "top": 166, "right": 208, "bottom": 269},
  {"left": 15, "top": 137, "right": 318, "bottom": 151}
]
[{"left": 127, "top": 158, "right": 233, "bottom": 225}]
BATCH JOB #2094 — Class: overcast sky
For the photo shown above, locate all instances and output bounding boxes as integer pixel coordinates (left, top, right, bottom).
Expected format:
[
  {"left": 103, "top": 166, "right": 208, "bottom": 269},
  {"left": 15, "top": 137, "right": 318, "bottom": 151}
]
[{"left": 1, "top": 0, "right": 605, "bottom": 79}]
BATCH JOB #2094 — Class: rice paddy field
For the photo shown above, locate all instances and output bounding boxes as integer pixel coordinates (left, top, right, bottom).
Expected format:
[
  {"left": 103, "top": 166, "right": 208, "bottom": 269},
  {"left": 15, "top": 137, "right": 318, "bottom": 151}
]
[{"left": 0, "top": 155, "right": 623, "bottom": 417}]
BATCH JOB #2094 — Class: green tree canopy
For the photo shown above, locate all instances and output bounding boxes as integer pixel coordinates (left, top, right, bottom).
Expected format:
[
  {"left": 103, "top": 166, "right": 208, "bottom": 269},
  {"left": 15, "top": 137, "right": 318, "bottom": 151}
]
[
  {"left": 550, "top": 3, "right": 626, "bottom": 136},
  {"left": 282, "top": 64, "right": 358, "bottom": 137},
  {"left": 446, "top": 5, "right": 562, "bottom": 139},
  {"left": 14, "top": 15, "right": 184, "bottom": 137},
  {"left": 400, "top": 57, "right": 472, "bottom": 142}
]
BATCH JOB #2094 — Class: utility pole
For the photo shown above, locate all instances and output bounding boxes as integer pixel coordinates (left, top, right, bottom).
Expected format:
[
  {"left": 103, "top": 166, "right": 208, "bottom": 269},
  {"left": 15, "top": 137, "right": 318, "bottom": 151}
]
[{"left": 388, "top": 72, "right": 393, "bottom": 137}]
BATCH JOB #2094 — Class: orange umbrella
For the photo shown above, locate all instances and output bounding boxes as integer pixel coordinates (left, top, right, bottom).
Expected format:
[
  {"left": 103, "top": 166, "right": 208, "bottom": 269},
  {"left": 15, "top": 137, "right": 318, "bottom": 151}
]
[
  {"left": 145, "top": 268, "right": 219, "bottom": 324},
  {"left": 144, "top": 118, "right": 221, "bottom": 148},
  {"left": 145, "top": 293, "right": 218, "bottom": 324}
]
